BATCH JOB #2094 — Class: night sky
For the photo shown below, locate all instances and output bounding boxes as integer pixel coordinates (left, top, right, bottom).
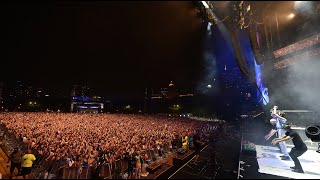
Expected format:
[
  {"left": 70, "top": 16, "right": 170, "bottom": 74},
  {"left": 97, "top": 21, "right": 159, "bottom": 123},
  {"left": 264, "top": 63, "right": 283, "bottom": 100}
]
[{"left": 1, "top": 1, "right": 205, "bottom": 100}]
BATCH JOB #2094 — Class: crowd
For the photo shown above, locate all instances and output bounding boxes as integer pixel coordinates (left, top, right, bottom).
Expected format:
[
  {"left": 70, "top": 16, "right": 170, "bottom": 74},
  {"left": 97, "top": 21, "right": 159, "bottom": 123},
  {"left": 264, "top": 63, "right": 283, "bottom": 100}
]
[{"left": 0, "top": 112, "right": 219, "bottom": 178}]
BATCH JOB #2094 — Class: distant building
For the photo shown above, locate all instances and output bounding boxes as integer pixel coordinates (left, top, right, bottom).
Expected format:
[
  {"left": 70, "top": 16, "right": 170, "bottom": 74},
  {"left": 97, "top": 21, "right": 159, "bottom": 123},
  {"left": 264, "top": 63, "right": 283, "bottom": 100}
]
[
  {"left": 71, "top": 85, "right": 81, "bottom": 97},
  {"left": 36, "top": 88, "right": 43, "bottom": 97},
  {"left": 144, "top": 87, "right": 149, "bottom": 101},
  {"left": 25, "top": 86, "right": 33, "bottom": 97},
  {"left": 12, "top": 81, "right": 43, "bottom": 98},
  {"left": 144, "top": 87, "right": 152, "bottom": 112},
  {"left": 177, "top": 88, "right": 194, "bottom": 98},
  {"left": 167, "top": 81, "right": 178, "bottom": 99},
  {"left": 148, "top": 81, "right": 194, "bottom": 100},
  {"left": 160, "top": 88, "right": 168, "bottom": 98},
  {"left": 145, "top": 81, "right": 195, "bottom": 113},
  {"left": 15, "top": 80, "right": 24, "bottom": 98},
  {"left": 81, "top": 85, "right": 90, "bottom": 97},
  {"left": 71, "top": 84, "right": 90, "bottom": 97}
]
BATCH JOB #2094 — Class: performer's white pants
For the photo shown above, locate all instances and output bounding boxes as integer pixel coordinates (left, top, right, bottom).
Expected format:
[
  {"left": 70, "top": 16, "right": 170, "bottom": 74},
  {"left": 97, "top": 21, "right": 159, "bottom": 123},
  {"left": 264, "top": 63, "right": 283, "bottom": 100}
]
[{"left": 278, "top": 129, "right": 289, "bottom": 156}]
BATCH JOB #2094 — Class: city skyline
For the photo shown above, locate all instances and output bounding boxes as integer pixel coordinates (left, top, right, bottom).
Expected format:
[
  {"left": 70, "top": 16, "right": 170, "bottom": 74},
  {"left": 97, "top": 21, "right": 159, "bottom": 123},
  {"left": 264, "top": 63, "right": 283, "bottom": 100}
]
[
  {"left": 0, "top": 79, "right": 197, "bottom": 99},
  {"left": 0, "top": 79, "right": 200, "bottom": 107}
]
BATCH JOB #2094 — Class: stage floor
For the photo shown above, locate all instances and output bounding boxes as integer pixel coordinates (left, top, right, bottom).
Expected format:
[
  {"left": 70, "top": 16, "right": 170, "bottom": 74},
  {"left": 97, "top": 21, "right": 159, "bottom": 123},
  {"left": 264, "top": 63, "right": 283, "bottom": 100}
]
[{"left": 256, "top": 145, "right": 320, "bottom": 179}]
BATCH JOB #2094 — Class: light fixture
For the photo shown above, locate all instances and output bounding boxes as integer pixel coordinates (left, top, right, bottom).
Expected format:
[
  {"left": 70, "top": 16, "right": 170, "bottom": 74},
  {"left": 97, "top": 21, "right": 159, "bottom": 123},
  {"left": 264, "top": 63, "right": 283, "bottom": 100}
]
[
  {"left": 288, "top": 13, "right": 295, "bottom": 19},
  {"left": 201, "top": 1, "right": 209, "bottom": 8}
]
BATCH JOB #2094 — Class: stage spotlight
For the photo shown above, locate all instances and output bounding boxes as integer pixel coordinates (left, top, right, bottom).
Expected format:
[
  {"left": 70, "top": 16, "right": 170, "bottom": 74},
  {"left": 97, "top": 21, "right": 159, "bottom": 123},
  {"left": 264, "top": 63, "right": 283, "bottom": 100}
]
[
  {"left": 201, "top": 1, "right": 209, "bottom": 8},
  {"left": 287, "top": 13, "right": 295, "bottom": 19},
  {"left": 305, "top": 125, "right": 320, "bottom": 153},
  {"left": 207, "top": 22, "right": 212, "bottom": 31}
]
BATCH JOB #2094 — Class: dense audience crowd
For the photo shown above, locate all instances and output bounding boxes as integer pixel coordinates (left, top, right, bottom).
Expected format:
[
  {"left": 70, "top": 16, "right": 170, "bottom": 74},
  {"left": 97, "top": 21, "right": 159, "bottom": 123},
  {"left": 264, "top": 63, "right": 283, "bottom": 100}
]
[{"left": 0, "top": 112, "right": 219, "bottom": 178}]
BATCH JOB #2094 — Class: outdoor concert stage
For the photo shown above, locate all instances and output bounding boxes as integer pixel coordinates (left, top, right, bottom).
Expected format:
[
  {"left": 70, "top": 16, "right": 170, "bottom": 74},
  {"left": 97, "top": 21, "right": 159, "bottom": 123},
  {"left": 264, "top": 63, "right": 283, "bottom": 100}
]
[{"left": 239, "top": 140, "right": 320, "bottom": 179}]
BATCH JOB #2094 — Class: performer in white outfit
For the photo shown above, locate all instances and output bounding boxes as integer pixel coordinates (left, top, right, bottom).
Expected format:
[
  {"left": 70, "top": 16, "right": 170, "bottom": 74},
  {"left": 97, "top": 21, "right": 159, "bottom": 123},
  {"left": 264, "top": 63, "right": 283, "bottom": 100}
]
[{"left": 265, "top": 106, "right": 290, "bottom": 160}]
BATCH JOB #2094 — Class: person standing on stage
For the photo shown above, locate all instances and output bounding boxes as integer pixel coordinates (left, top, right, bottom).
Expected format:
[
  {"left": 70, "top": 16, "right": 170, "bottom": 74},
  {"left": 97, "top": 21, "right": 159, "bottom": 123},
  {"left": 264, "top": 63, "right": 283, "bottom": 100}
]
[
  {"left": 265, "top": 119, "right": 286, "bottom": 155},
  {"left": 265, "top": 110, "right": 290, "bottom": 160},
  {"left": 272, "top": 125, "right": 308, "bottom": 173},
  {"left": 273, "top": 111, "right": 290, "bottom": 160}
]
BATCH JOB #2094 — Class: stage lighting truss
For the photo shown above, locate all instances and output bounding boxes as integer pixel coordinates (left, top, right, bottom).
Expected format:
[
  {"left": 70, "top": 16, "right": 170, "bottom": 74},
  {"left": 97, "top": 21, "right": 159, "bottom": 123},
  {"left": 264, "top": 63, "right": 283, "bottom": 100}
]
[
  {"left": 274, "top": 47, "right": 320, "bottom": 69},
  {"left": 198, "top": 1, "right": 263, "bottom": 30},
  {"left": 198, "top": 1, "right": 229, "bottom": 25},
  {"left": 232, "top": 1, "right": 250, "bottom": 29},
  {"left": 273, "top": 30, "right": 320, "bottom": 69},
  {"left": 274, "top": 34, "right": 320, "bottom": 59},
  {"left": 234, "top": 1, "right": 264, "bottom": 29}
]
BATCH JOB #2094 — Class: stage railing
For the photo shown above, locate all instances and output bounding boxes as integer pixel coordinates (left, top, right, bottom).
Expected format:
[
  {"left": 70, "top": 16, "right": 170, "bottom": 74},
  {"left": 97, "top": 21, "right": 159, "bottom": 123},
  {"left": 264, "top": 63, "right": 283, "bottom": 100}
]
[
  {"left": 237, "top": 132, "right": 244, "bottom": 179},
  {"left": 0, "top": 124, "right": 27, "bottom": 156},
  {"left": 33, "top": 146, "right": 176, "bottom": 179}
]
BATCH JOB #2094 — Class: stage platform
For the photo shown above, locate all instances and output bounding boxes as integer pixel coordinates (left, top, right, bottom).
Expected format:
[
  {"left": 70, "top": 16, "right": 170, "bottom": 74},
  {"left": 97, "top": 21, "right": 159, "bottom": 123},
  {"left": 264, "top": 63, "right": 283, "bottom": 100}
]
[
  {"left": 256, "top": 145, "right": 320, "bottom": 179},
  {"left": 238, "top": 114, "right": 320, "bottom": 179},
  {"left": 239, "top": 139, "right": 320, "bottom": 179}
]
